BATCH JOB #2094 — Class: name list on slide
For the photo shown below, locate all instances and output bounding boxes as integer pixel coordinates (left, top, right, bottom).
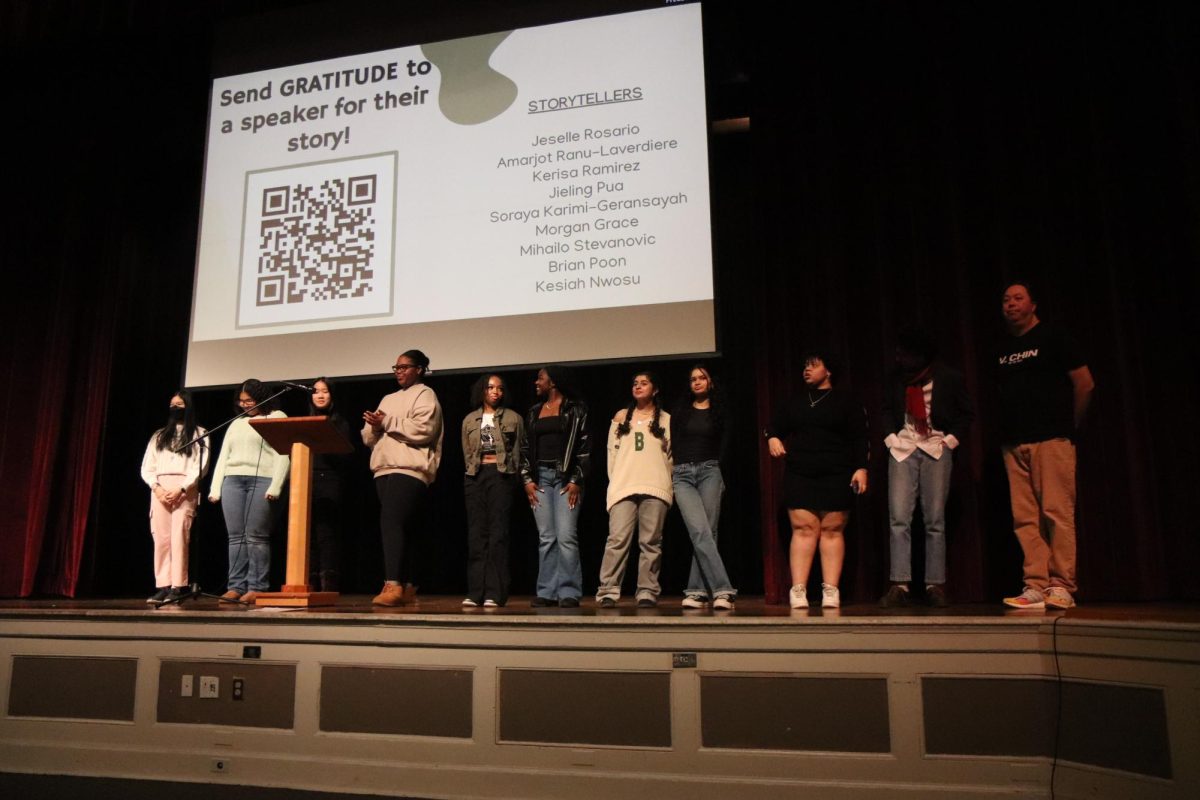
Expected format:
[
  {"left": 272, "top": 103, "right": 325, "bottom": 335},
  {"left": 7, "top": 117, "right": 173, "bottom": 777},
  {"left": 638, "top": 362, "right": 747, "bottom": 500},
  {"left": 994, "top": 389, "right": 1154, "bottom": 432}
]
[{"left": 490, "top": 121, "right": 688, "bottom": 296}]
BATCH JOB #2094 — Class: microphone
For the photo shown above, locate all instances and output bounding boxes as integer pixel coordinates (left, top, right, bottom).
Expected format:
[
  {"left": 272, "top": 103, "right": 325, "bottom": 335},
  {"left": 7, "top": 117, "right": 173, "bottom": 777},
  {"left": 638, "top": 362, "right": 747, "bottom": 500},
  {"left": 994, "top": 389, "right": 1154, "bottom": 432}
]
[{"left": 283, "top": 381, "right": 315, "bottom": 392}]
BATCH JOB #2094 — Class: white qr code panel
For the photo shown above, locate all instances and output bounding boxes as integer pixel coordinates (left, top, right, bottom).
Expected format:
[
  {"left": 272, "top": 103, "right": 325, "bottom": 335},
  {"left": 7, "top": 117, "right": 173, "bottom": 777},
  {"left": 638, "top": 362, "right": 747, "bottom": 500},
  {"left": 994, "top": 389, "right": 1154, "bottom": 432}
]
[{"left": 236, "top": 153, "right": 396, "bottom": 328}]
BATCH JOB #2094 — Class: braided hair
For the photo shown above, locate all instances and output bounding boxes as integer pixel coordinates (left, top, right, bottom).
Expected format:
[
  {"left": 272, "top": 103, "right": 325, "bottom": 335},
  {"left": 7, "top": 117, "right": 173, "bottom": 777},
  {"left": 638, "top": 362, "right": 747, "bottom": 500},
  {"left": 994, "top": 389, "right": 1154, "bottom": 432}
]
[{"left": 616, "top": 370, "right": 666, "bottom": 440}]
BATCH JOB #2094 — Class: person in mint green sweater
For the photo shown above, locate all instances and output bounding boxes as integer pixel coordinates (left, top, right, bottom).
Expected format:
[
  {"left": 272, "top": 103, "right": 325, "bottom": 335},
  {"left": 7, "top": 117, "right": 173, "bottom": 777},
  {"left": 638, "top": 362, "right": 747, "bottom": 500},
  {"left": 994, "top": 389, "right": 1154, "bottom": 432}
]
[{"left": 208, "top": 379, "right": 289, "bottom": 601}]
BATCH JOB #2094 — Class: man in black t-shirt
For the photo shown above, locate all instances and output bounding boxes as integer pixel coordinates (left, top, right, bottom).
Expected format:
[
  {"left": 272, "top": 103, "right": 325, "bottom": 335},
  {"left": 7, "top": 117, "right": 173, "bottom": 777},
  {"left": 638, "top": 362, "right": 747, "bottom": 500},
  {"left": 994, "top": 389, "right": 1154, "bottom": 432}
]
[{"left": 997, "top": 283, "right": 1095, "bottom": 610}]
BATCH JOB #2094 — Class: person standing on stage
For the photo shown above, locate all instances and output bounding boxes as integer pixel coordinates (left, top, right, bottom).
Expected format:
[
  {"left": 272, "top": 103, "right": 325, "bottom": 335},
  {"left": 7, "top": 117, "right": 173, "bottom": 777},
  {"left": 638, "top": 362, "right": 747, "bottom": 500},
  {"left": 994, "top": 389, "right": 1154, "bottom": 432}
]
[
  {"left": 767, "top": 352, "right": 869, "bottom": 609},
  {"left": 596, "top": 371, "right": 673, "bottom": 608},
  {"left": 673, "top": 365, "right": 737, "bottom": 611},
  {"left": 307, "top": 377, "right": 355, "bottom": 593},
  {"left": 461, "top": 373, "right": 525, "bottom": 608},
  {"left": 140, "top": 390, "right": 208, "bottom": 605},
  {"left": 209, "top": 379, "right": 290, "bottom": 603},
  {"left": 521, "top": 366, "right": 590, "bottom": 608},
  {"left": 879, "top": 328, "right": 974, "bottom": 608},
  {"left": 998, "top": 282, "right": 1094, "bottom": 610},
  {"left": 363, "top": 349, "right": 443, "bottom": 607}
]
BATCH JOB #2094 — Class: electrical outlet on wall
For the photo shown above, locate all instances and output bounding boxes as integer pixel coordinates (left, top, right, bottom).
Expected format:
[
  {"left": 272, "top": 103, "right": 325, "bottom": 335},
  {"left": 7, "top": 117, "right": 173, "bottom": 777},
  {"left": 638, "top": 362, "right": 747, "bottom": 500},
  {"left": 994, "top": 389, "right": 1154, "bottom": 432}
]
[{"left": 199, "top": 675, "right": 220, "bottom": 699}]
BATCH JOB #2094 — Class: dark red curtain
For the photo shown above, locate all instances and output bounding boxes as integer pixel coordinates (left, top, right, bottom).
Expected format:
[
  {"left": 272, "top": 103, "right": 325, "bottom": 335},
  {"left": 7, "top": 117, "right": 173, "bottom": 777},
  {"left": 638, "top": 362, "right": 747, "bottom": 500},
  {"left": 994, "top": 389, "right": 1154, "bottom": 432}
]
[
  {"left": 747, "top": 1, "right": 1200, "bottom": 603},
  {"left": 0, "top": 202, "right": 119, "bottom": 597}
]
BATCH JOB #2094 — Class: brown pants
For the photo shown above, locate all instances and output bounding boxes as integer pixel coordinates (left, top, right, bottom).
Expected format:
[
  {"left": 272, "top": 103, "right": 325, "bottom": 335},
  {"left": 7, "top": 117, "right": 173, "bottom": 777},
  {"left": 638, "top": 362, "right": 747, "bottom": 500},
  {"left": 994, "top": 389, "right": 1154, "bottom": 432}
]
[{"left": 1002, "top": 438, "right": 1077, "bottom": 594}]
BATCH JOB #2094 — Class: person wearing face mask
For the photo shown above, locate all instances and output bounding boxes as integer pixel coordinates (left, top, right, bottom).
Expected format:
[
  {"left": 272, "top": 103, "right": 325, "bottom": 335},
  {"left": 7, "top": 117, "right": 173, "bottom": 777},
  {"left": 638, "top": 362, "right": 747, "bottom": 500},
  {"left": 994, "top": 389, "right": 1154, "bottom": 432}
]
[
  {"left": 461, "top": 373, "right": 525, "bottom": 608},
  {"left": 140, "top": 390, "right": 208, "bottom": 605}
]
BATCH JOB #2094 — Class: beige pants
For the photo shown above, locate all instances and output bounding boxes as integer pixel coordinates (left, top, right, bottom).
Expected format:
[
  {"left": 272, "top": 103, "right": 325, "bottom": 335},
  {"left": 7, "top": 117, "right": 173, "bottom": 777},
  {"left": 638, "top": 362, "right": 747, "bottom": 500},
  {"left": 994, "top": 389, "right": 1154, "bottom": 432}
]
[
  {"left": 1002, "top": 439, "right": 1077, "bottom": 594},
  {"left": 597, "top": 496, "right": 669, "bottom": 601},
  {"left": 149, "top": 476, "right": 197, "bottom": 588}
]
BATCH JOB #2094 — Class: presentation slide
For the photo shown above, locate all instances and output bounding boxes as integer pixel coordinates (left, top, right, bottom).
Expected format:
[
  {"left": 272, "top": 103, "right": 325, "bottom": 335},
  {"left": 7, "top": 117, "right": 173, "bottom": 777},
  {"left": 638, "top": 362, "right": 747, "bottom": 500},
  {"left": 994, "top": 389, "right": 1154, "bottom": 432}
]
[{"left": 186, "top": 3, "right": 714, "bottom": 387}]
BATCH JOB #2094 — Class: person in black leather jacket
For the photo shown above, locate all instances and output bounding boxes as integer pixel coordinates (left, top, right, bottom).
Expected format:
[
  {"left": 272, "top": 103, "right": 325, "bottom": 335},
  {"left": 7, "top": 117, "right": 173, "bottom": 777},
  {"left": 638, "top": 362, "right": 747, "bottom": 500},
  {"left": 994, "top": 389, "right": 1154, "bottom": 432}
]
[{"left": 520, "top": 366, "right": 590, "bottom": 607}]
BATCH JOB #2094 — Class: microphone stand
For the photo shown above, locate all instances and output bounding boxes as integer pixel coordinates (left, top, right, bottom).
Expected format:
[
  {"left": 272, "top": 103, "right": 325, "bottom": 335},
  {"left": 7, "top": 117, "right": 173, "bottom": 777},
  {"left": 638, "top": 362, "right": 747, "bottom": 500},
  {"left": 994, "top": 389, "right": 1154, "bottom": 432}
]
[{"left": 157, "top": 385, "right": 304, "bottom": 608}]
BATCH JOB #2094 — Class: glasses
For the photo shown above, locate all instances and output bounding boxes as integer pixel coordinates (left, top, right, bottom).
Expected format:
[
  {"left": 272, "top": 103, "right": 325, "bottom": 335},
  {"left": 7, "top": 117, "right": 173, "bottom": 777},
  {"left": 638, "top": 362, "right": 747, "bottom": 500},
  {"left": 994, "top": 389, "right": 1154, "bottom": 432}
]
[
  {"left": 391, "top": 364, "right": 420, "bottom": 373},
  {"left": 238, "top": 398, "right": 257, "bottom": 405}
]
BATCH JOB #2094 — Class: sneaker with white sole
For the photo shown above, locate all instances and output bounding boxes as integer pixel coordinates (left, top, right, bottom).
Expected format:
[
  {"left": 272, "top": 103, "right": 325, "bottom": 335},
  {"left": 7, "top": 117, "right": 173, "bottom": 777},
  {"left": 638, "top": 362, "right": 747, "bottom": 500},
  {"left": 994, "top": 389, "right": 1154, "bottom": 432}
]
[
  {"left": 1044, "top": 586, "right": 1075, "bottom": 609},
  {"left": 789, "top": 584, "right": 808, "bottom": 609},
  {"left": 681, "top": 595, "right": 708, "bottom": 609},
  {"left": 821, "top": 583, "right": 840, "bottom": 608},
  {"left": 483, "top": 599, "right": 499, "bottom": 608},
  {"left": 461, "top": 598, "right": 478, "bottom": 607},
  {"left": 713, "top": 595, "right": 735, "bottom": 611},
  {"left": 1003, "top": 587, "right": 1045, "bottom": 609}
]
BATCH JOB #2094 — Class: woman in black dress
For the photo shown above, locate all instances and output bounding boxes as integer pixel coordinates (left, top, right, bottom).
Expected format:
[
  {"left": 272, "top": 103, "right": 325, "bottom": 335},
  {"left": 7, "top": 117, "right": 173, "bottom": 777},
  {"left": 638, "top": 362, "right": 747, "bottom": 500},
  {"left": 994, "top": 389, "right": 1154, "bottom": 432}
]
[{"left": 767, "top": 352, "right": 868, "bottom": 609}]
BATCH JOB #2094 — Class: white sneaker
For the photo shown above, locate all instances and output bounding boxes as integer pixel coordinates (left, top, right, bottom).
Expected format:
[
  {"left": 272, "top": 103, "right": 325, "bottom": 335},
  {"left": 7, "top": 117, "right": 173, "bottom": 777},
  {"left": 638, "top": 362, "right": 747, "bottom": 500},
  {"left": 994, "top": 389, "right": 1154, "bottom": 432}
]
[
  {"left": 821, "top": 583, "right": 840, "bottom": 608},
  {"left": 681, "top": 595, "right": 708, "bottom": 609},
  {"left": 713, "top": 595, "right": 735, "bottom": 611},
  {"left": 483, "top": 599, "right": 499, "bottom": 608},
  {"left": 789, "top": 584, "right": 808, "bottom": 609},
  {"left": 461, "top": 598, "right": 478, "bottom": 607},
  {"left": 1044, "top": 587, "right": 1075, "bottom": 609}
]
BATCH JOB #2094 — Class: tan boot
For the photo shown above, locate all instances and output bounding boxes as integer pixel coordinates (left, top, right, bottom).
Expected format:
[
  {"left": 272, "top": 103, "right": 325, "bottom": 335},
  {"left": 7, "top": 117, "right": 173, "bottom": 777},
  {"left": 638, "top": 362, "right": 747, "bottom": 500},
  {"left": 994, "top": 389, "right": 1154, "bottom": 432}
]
[{"left": 372, "top": 582, "right": 405, "bottom": 606}]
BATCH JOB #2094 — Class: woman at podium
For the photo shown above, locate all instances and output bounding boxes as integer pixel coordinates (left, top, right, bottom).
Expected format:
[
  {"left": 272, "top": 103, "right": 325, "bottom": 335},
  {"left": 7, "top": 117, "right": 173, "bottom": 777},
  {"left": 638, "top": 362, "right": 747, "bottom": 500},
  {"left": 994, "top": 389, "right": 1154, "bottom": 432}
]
[{"left": 209, "top": 379, "right": 290, "bottom": 603}]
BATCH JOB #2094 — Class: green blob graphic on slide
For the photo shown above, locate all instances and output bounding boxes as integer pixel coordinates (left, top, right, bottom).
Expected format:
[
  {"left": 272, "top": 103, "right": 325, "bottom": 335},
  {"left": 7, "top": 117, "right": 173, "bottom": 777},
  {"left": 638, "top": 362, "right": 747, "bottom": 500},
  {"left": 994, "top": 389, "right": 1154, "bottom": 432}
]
[{"left": 422, "top": 32, "right": 517, "bottom": 125}]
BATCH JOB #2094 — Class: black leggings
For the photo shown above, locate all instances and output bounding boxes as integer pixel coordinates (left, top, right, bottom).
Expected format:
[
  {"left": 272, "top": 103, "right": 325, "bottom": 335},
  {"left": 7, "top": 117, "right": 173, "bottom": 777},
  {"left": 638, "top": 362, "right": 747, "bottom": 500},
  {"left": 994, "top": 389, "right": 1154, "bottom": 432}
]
[{"left": 375, "top": 473, "right": 427, "bottom": 583}]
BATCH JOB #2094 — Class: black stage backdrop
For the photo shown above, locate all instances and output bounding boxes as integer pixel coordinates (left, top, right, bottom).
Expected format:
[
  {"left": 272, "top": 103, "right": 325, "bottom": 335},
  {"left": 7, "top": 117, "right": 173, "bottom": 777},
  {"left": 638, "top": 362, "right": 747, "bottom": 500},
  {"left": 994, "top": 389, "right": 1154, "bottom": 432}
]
[{"left": 2, "top": 1, "right": 1197, "bottom": 603}]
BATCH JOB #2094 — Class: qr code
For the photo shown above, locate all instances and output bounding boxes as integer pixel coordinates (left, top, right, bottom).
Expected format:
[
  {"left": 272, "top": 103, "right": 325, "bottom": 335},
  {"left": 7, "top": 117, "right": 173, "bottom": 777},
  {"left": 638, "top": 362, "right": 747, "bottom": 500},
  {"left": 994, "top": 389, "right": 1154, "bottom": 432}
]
[
  {"left": 238, "top": 154, "right": 395, "bottom": 328},
  {"left": 257, "top": 176, "right": 376, "bottom": 306}
]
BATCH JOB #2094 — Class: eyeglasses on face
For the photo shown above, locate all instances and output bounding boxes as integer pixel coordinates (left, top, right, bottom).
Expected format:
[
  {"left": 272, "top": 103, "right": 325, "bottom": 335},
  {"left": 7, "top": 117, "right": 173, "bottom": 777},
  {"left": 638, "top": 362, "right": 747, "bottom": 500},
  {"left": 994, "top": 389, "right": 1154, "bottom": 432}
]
[{"left": 391, "top": 364, "right": 420, "bottom": 373}]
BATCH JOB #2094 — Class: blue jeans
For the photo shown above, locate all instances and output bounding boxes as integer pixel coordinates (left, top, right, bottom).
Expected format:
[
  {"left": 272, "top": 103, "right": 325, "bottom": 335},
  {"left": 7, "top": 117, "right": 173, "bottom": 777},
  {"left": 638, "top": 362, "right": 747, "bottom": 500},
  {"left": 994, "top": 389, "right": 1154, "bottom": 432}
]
[
  {"left": 221, "top": 475, "right": 274, "bottom": 593},
  {"left": 888, "top": 448, "right": 953, "bottom": 585},
  {"left": 531, "top": 466, "right": 582, "bottom": 600},
  {"left": 672, "top": 461, "right": 735, "bottom": 598}
]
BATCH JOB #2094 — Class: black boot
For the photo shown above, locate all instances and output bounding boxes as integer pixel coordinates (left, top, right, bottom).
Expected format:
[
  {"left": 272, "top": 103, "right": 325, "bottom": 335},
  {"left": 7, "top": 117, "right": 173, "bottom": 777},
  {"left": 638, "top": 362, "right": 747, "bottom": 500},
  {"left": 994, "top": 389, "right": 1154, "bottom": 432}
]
[{"left": 320, "top": 570, "right": 340, "bottom": 592}]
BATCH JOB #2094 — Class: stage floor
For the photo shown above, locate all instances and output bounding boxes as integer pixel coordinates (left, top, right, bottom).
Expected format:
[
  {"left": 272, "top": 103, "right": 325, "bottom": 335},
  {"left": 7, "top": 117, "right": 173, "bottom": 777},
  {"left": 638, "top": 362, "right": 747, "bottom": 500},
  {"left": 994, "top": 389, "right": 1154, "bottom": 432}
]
[
  {"left": 3, "top": 595, "right": 1199, "bottom": 799},
  {"left": 2, "top": 594, "right": 1199, "bottom": 628}
]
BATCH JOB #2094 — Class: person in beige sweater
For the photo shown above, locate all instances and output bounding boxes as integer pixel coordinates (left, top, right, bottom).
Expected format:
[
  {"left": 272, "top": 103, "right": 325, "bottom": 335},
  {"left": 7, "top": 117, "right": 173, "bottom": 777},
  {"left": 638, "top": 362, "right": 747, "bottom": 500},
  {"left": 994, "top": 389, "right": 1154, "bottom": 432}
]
[
  {"left": 363, "top": 349, "right": 443, "bottom": 606},
  {"left": 596, "top": 371, "right": 673, "bottom": 608}
]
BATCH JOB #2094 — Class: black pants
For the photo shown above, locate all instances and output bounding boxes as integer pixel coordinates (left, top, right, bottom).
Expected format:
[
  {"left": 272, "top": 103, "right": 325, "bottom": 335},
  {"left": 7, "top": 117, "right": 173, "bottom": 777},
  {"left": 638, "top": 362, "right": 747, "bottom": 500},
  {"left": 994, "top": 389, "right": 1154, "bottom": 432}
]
[
  {"left": 375, "top": 473, "right": 427, "bottom": 583},
  {"left": 310, "top": 472, "right": 343, "bottom": 586},
  {"left": 463, "top": 466, "right": 515, "bottom": 604}
]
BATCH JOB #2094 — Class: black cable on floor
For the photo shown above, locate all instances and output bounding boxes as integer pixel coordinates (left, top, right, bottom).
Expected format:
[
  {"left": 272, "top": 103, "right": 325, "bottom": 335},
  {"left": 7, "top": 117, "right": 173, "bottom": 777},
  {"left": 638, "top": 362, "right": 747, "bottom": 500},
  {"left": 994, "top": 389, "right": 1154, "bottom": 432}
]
[{"left": 1050, "top": 613, "right": 1064, "bottom": 799}]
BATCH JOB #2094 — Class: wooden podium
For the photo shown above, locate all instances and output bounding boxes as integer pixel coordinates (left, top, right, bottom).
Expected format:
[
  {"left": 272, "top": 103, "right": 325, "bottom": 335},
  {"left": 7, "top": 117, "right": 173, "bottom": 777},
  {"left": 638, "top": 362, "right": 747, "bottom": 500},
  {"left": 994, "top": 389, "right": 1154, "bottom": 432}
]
[{"left": 248, "top": 416, "right": 353, "bottom": 607}]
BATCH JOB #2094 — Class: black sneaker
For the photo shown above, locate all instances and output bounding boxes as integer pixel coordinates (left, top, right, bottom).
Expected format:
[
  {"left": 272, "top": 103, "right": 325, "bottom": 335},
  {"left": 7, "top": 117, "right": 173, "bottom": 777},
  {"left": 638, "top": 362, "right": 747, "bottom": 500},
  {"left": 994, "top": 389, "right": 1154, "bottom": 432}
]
[
  {"left": 879, "top": 584, "right": 910, "bottom": 608},
  {"left": 146, "top": 587, "right": 170, "bottom": 605},
  {"left": 559, "top": 597, "right": 580, "bottom": 608},
  {"left": 925, "top": 584, "right": 949, "bottom": 608},
  {"left": 159, "top": 587, "right": 188, "bottom": 605},
  {"left": 599, "top": 597, "right": 617, "bottom": 608},
  {"left": 636, "top": 597, "right": 657, "bottom": 608},
  {"left": 531, "top": 597, "right": 558, "bottom": 607}
]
